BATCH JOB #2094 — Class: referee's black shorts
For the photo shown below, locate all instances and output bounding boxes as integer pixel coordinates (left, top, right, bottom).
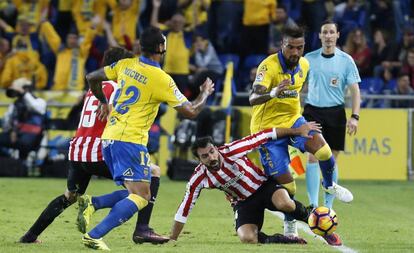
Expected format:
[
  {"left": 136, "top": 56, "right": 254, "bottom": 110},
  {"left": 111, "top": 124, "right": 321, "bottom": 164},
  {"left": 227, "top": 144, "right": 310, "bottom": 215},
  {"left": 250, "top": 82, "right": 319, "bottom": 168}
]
[
  {"left": 302, "top": 104, "right": 346, "bottom": 151},
  {"left": 67, "top": 161, "right": 113, "bottom": 195},
  {"left": 233, "top": 180, "right": 284, "bottom": 231}
]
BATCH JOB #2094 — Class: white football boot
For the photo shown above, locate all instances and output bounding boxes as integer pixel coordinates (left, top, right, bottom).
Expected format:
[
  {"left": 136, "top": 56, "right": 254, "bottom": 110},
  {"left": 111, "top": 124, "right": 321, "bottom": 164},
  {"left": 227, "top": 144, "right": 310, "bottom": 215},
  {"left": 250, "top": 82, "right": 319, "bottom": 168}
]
[
  {"left": 325, "top": 182, "right": 353, "bottom": 203},
  {"left": 283, "top": 219, "right": 298, "bottom": 238}
]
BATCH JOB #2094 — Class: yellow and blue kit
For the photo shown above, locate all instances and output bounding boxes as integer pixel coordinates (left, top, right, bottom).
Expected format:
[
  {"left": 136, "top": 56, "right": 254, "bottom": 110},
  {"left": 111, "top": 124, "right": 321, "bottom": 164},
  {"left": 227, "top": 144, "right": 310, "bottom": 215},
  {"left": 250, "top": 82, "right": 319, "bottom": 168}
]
[
  {"left": 102, "top": 56, "right": 188, "bottom": 184},
  {"left": 250, "top": 51, "right": 312, "bottom": 177}
]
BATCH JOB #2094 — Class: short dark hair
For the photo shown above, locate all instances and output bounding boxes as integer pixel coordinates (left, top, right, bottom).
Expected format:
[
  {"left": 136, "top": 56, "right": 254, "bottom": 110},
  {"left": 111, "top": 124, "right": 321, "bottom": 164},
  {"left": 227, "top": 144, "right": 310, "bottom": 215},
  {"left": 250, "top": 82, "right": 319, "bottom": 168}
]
[
  {"left": 102, "top": 47, "right": 134, "bottom": 66},
  {"left": 321, "top": 19, "right": 339, "bottom": 31},
  {"left": 282, "top": 25, "right": 305, "bottom": 39},
  {"left": 140, "top": 26, "right": 166, "bottom": 54},
  {"left": 191, "top": 136, "right": 214, "bottom": 158}
]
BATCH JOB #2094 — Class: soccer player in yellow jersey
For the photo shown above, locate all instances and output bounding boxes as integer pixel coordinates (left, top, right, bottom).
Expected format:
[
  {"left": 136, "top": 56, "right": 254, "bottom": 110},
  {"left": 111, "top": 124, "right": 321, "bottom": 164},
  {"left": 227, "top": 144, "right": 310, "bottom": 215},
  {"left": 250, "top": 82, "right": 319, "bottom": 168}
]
[
  {"left": 81, "top": 26, "right": 214, "bottom": 250},
  {"left": 249, "top": 25, "right": 353, "bottom": 239}
]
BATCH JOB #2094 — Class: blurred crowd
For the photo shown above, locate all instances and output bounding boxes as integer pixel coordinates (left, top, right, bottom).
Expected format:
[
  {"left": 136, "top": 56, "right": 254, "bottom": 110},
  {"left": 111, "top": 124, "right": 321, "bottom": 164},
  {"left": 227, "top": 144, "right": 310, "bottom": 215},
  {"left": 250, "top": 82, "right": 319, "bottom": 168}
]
[{"left": 0, "top": 0, "right": 412, "bottom": 102}]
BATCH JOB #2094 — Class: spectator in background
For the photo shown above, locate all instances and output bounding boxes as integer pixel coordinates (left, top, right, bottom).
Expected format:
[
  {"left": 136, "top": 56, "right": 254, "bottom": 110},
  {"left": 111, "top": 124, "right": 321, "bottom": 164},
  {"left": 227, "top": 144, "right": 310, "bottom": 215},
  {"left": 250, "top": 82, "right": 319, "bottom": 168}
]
[
  {"left": 372, "top": 29, "right": 397, "bottom": 78},
  {"left": 207, "top": 0, "right": 242, "bottom": 54},
  {"left": 52, "top": 19, "right": 98, "bottom": 91},
  {"left": 151, "top": 0, "right": 192, "bottom": 97},
  {"left": 396, "top": 27, "right": 414, "bottom": 63},
  {"left": 52, "top": 0, "right": 74, "bottom": 41},
  {"left": 240, "top": 0, "right": 276, "bottom": 57},
  {"left": 0, "top": 78, "right": 46, "bottom": 160},
  {"left": 269, "top": 4, "right": 297, "bottom": 54},
  {"left": 300, "top": 0, "right": 327, "bottom": 52},
  {"left": 107, "top": 0, "right": 141, "bottom": 49},
  {"left": 391, "top": 71, "right": 414, "bottom": 108},
  {"left": 71, "top": 0, "right": 106, "bottom": 36},
  {"left": 378, "top": 27, "right": 414, "bottom": 80},
  {"left": 189, "top": 32, "right": 223, "bottom": 100},
  {"left": 0, "top": 37, "right": 11, "bottom": 78},
  {"left": 333, "top": 0, "right": 367, "bottom": 47},
  {"left": 178, "top": 0, "right": 210, "bottom": 33},
  {"left": 401, "top": 47, "right": 414, "bottom": 89},
  {"left": 369, "top": 0, "right": 395, "bottom": 32},
  {"left": 343, "top": 28, "right": 372, "bottom": 77},
  {"left": 0, "top": 43, "right": 48, "bottom": 89},
  {"left": 12, "top": 0, "right": 49, "bottom": 32}
]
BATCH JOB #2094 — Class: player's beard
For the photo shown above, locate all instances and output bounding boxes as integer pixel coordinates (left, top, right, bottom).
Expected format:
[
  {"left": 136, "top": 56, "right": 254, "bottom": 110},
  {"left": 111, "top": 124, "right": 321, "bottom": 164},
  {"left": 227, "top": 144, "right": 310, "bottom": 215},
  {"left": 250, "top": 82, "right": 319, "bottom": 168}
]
[
  {"left": 207, "top": 159, "right": 220, "bottom": 171},
  {"left": 286, "top": 56, "right": 300, "bottom": 69}
]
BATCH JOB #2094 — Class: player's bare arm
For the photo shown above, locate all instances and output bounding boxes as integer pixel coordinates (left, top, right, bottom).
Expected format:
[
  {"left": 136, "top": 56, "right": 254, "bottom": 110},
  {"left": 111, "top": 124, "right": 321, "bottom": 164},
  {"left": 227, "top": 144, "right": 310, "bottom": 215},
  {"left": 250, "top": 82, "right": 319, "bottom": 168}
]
[
  {"left": 175, "top": 78, "right": 215, "bottom": 119},
  {"left": 86, "top": 68, "right": 110, "bottom": 120},
  {"left": 169, "top": 221, "right": 185, "bottom": 241},
  {"left": 249, "top": 80, "right": 289, "bottom": 105},
  {"left": 347, "top": 83, "right": 360, "bottom": 135}
]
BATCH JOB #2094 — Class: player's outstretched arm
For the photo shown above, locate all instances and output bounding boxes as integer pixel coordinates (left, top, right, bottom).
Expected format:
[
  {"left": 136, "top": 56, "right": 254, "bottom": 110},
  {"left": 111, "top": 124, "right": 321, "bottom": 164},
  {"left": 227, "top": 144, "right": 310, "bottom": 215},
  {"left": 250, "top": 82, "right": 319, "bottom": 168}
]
[
  {"left": 175, "top": 78, "right": 214, "bottom": 119},
  {"left": 170, "top": 221, "right": 185, "bottom": 241},
  {"left": 86, "top": 68, "right": 110, "bottom": 120},
  {"left": 249, "top": 80, "right": 289, "bottom": 105}
]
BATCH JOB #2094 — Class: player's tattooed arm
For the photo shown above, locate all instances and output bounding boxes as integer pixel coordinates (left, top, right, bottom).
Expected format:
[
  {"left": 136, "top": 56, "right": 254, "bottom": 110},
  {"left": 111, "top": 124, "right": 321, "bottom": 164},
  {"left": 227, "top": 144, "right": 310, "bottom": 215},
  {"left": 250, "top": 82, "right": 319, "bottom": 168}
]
[
  {"left": 249, "top": 85, "right": 271, "bottom": 105},
  {"left": 87, "top": 68, "right": 108, "bottom": 104},
  {"left": 86, "top": 68, "right": 111, "bottom": 121},
  {"left": 249, "top": 80, "right": 289, "bottom": 105}
]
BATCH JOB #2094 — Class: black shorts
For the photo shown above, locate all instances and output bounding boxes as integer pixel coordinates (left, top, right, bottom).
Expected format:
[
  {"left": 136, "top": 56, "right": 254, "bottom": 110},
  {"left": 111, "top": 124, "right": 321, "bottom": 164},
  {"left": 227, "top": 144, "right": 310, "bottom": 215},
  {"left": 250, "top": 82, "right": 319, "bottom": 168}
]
[
  {"left": 234, "top": 180, "right": 284, "bottom": 230},
  {"left": 67, "top": 161, "right": 113, "bottom": 195},
  {"left": 303, "top": 104, "right": 346, "bottom": 151}
]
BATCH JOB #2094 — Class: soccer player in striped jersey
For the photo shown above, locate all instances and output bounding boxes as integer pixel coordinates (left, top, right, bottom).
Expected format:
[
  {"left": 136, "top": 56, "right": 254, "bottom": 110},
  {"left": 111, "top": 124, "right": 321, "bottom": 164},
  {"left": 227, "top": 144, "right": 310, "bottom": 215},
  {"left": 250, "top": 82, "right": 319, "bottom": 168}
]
[
  {"left": 170, "top": 122, "right": 321, "bottom": 244},
  {"left": 19, "top": 47, "right": 167, "bottom": 244}
]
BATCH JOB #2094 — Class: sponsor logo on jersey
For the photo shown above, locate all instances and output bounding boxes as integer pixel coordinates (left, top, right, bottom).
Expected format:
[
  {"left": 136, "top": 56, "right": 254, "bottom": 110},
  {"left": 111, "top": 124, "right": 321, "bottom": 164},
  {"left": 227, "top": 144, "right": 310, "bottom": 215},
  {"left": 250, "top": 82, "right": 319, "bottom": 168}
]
[
  {"left": 255, "top": 72, "right": 265, "bottom": 82},
  {"left": 330, "top": 77, "right": 340, "bottom": 87},
  {"left": 109, "top": 116, "right": 117, "bottom": 125},
  {"left": 221, "top": 171, "right": 245, "bottom": 190},
  {"left": 277, "top": 90, "right": 298, "bottom": 98},
  {"left": 174, "top": 87, "right": 185, "bottom": 101}
]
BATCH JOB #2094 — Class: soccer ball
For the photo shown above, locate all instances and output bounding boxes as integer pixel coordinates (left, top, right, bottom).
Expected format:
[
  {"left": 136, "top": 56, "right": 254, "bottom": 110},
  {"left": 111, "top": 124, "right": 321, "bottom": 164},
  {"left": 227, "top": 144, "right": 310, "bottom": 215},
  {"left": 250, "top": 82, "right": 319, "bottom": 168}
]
[{"left": 308, "top": 206, "right": 338, "bottom": 236}]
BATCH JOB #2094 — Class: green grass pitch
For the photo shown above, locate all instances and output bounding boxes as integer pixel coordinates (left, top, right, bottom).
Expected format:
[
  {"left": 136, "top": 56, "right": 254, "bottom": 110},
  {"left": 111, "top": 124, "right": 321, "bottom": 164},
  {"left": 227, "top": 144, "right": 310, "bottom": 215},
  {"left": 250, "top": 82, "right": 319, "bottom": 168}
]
[{"left": 0, "top": 178, "right": 413, "bottom": 253}]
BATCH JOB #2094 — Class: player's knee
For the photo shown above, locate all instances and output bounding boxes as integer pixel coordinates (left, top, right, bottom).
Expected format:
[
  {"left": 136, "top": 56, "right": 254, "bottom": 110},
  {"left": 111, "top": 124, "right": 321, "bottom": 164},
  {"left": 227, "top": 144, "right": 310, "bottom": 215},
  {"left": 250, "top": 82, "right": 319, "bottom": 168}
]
[
  {"left": 273, "top": 189, "right": 295, "bottom": 212},
  {"left": 279, "top": 199, "right": 295, "bottom": 212},
  {"left": 150, "top": 164, "right": 161, "bottom": 177},
  {"left": 314, "top": 144, "right": 332, "bottom": 161},
  {"left": 64, "top": 190, "right": 78, "bottom": 204},
  {"left": 282, "top": 181, "right": 296, "bottom": 196},
  {"left": 238, "top": 232, "right": 258, "bottom": 244},
  {"left": 127, "top": 194, "right": 149, "bottom": 210}
]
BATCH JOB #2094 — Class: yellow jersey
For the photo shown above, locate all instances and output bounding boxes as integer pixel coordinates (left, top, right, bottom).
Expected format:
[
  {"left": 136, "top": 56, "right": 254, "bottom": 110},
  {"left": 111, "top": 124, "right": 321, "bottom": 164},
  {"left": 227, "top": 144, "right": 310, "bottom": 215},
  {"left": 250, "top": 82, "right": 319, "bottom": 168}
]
[
  {"left": 163, "top": 31, "right": 191, "bottom": 75},
  {"left": 102, "top": 56, "right": 188, "bottom": 145},
  {"left": 250, "top": 52, "right": 309, "bottom": 133},
  {"left": 243, "top": 0, "right": 276, "bottom": 26}
]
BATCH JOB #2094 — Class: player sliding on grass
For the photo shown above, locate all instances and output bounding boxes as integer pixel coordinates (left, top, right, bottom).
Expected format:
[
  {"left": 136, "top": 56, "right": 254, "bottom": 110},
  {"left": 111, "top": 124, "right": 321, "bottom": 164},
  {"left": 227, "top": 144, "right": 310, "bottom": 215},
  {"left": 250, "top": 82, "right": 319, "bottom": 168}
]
[
  {"left": 170, "top": 122, "right": 321, "bottom": 244},
  {"left": 19, "top": 47, "right": 168, "bottom": 244}
]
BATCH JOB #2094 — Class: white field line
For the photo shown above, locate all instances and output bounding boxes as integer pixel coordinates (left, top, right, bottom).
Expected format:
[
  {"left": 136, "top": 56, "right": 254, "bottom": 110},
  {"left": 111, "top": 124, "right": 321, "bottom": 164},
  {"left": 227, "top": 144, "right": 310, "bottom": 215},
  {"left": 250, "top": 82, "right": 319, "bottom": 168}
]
[{"left": 268, "top": 211, "right": 358, "bottom": 253}]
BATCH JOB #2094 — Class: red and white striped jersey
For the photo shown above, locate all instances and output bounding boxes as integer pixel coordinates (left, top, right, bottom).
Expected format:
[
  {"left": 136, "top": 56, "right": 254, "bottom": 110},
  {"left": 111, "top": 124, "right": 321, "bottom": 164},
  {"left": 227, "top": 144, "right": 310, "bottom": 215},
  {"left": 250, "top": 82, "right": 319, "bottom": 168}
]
[
  {"left": 68, "top": 81, "right": 118, "bottom": 162},
  {"left": 174, "top": 128, "right": 277, "bottom": 223}
]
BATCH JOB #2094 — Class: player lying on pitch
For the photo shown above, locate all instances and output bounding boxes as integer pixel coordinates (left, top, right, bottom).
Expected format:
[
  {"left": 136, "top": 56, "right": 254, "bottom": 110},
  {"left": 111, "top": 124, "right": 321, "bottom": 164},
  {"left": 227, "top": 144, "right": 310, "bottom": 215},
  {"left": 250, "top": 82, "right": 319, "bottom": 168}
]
[{"left": 170, "top": 122, "right": 321, "bottom": 244}]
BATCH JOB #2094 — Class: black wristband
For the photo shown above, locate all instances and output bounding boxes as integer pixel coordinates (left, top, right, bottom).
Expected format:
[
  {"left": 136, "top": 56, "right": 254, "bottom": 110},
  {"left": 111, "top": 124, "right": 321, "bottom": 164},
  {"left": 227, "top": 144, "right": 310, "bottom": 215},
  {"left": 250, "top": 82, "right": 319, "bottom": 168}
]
[{"left": 351, "top": 114, "right": 359, "bottom": 121}]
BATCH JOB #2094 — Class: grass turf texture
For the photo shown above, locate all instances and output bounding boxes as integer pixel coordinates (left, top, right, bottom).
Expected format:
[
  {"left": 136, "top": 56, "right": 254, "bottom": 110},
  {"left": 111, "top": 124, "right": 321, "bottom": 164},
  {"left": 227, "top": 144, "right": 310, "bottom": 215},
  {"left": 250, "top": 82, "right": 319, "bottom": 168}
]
[{"left": 0, "top": 178, "right": 413, "bottom": 253}]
